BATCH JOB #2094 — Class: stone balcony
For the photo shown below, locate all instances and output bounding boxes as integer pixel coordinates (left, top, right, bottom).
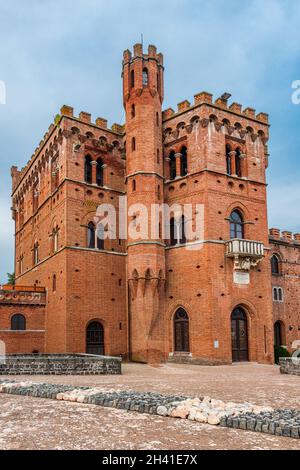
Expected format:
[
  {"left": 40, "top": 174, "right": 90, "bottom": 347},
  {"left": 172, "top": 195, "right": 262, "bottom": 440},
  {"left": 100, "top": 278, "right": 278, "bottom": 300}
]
[{"left": 226, "top": 239, "right": 264, "bottom": 271}]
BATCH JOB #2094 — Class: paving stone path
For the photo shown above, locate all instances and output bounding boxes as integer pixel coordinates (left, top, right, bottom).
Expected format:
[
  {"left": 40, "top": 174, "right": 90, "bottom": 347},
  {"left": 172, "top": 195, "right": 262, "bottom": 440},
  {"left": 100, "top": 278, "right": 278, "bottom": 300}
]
[{"left": 0, "top": 379, "right": 299, "bottom": 440}]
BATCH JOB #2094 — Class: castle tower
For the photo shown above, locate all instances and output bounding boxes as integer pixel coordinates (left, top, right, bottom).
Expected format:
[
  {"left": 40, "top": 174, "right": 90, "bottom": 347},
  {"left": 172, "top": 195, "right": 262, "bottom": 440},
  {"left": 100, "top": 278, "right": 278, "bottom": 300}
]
[{"left": 123, "top": 44, "right": 166, "bottom": 363}]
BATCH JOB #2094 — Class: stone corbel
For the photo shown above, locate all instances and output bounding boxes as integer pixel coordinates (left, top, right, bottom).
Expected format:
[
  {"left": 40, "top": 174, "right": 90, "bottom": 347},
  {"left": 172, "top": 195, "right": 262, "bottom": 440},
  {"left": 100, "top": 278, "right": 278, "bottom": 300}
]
[{"left": 233, "top": 255, "right": 263, "bottom": 271}]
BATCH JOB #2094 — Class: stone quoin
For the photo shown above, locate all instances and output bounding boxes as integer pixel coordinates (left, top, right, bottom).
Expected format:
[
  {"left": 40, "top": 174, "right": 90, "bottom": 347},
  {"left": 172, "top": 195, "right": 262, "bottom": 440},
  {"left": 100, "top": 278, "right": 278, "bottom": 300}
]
[{"left": 1, "top": 43, "right": 299, "bottom": 364}]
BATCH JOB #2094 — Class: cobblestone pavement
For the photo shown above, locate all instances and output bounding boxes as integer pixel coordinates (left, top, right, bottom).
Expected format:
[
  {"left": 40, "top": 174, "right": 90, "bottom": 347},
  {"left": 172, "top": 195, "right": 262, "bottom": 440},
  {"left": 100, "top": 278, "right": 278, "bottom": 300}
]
[
  {"left": 0, "top": 363, "right": 299, "bottom": 450},
  {"left": 0, "top": 394, "right": 299, "bottom": 450}
]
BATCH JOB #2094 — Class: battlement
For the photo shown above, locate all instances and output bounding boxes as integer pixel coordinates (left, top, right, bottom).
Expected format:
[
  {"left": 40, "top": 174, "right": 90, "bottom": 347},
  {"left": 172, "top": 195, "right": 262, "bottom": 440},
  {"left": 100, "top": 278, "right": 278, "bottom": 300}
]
[
  {"left": 269, "top": 228, "right": 300, "bottom": 244},
  {"left": 162, "top": 91, "right": 269, "bottom": 125},
  {"left": 60, "top": 105, "right": 124, "bottom": 134},
  {"left": 123, "top": 43, "right": 163, "bottom": 66},
  {"left": 11, "top": 106, "right": 125, "bottom": 191}
]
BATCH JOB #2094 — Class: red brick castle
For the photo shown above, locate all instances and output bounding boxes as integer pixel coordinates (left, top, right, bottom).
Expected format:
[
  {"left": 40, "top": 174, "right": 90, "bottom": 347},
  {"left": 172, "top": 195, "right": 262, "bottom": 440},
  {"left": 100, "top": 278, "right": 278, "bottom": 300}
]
[{"left": 1, "top": 44, "right": 299, "bottom": 364}]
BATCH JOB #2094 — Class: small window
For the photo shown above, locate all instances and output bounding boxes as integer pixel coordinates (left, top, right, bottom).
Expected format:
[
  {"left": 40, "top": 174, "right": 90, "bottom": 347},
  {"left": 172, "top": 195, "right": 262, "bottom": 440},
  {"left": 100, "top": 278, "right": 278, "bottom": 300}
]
[
  {"left": 236, "top": 148, "right": 242, "bottom": 177},
  {"left": 131, "top": 104, "right": 135, "bottom": 118},
  {"left": 230, "top": 210, "right": 244, "bottom": 239},
  {"left": 271, "top": 254, "right": 280, "bottom": 275},
  {"left": 53, "top": 274, "right": 57, "bottom": 292},
  {"left": 33, "top": 242, "right": 39, "bottom": 265},
  {"left": 130, "top": 70, "right": 135, "bottom": 88},
  {"left": 226, "top": 145, "right": 232, "bottom": 175},
  {"left": 84, "top": 155, "right": 93, "bottom": 184},
  {"left": 156, "top": 112, "right": 159, "bottom": 126},
  {"left": 169, "top": 151, "right": 176, "bottom": 180},
  {"left": 132, "top": 137, "right": 136, "bottom": 151},
  {"left": 170, "top": 216, "right": 186, "bottom": 246},
  {"left": 142, "top": 68, "right": 149, "bottom": 86},
  {"left": 132, "top": 179, "right": 136, "bottom": 191},
  {"left": 180, "top": 146, "right": 188, "bottom": 176},
  {"left": 273, "top": 287, "right": 284, "bottom": 302},
  {"left": 87, "top": 222, "right": 95, "bottom": 249},
  {"left": 11, "top": 314, "right": 26, "bottom": 331},
  {"left": 96, "top": 158, "right": 104, "bottom": 186}
]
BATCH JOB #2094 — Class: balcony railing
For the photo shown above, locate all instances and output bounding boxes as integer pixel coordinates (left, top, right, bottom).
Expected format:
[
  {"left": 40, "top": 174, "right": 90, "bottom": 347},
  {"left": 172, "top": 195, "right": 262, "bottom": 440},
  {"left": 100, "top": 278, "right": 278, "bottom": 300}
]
[{"left": 226, "top": 239, "right": 264, "bottom": 258}]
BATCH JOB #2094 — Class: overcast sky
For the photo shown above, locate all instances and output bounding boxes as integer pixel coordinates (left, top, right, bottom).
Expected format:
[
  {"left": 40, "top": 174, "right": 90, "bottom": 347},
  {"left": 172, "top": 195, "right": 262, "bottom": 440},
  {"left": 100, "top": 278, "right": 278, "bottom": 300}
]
[{"left": 0, "top": 0, "right": 300, "bottom": 282}]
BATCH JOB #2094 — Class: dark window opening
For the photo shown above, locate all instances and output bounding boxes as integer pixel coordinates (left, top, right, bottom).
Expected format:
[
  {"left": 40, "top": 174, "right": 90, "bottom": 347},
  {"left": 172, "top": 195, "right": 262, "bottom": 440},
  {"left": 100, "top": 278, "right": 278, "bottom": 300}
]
[
  {"left": 11, "top": 314, "right": 26, "bottom": 331},
  {"left": 230, "top": 210, "right": 244, "bottom": 239},
  {"left": 84, "top": 155, "right": 92, "bottom": 184}
]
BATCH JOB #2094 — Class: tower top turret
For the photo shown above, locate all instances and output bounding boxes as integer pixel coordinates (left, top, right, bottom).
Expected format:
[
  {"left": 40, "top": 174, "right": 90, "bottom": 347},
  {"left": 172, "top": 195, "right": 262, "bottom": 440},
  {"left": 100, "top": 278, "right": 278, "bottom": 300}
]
[{"left": 122, "top": 43, "right": 164, "bottom": 106}]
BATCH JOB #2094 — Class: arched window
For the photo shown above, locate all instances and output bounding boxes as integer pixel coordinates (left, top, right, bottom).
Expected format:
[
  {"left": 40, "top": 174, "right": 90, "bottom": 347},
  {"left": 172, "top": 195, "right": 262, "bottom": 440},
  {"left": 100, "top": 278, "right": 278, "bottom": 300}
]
[
  {"left": 174, "top": 308, "right": 189, "bottom": 352},
  {"left": 235, "top": 148, "right": 242, "bottom": 177},
  {"left": 132, "top": 137, "right": 136, "bottom": 151},
  {"left": 96, "top": 224, "right": 104, "bottom": 250},
  {"left": 271, "top": 254, "right": 280, "bottom": 275},
  {"left": 130, "top": 70, "right": 135, "bottom": 88},
  {"left": 170, "top": 215, "right": 186, "bottom": 246},
  {"left": 169, "top": 150, "right": 176, "bottom": 180},
  {"left": 226, "top": 144, "right": 232, "bottom": 175},
  {"left": 131, "top": 104, "right": 135, "bottom": 118},
  {"left": 84, "top": 155, "right": 92, "bottom": 184},
  {"left": 86, "top": 321, "right": 104, "bottom": 355},
  {"left": 230, "top": 210, "right": 244, "bottom": 239},
  {"left": 96, "top": 158, "right": 103, "bottom": 186},
  {"left": 11, "top": 314, "right": 26, "bottom": 331},
  {"left": 33, "top": 242, "right": 39, "bottom": 265},
  {"left": 274, "top": 321, "right": 284, "bottom": 346},
  {"left": 142, "top": 68, "right": 149, "bottom": 86},
  {"left": 180, "top": 146, "right": 188, "bottom": 176},
  {"left": 87, "top": 222, "right": 95, "bottom": 249},
  {"left": 132, "top": 179, "right": 136, "bottom": 191}
]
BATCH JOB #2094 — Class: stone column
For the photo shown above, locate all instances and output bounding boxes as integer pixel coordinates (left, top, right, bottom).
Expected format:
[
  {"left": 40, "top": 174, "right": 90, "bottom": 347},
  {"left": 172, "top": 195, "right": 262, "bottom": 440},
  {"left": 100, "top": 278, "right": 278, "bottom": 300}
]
[
  {"left": 229, "top": 151, "right": 236, "bottom": 176},
  {"left": 91, "top": 160, "right": 98, "bottom": 185},
  {"left": 175, "top": 153, "right": 182, "bottom": 178}
]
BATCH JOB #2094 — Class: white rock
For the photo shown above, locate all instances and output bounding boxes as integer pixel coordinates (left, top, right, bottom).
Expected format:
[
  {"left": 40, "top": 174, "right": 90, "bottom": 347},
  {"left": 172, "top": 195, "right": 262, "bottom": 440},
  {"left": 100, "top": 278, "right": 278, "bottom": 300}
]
[
  {"left": 157, "top": 406, "right": 168, "bottom": 416},
  {"left": 207, "top": 414, "right": 220, "bottom": 425},
  {"left": 194, "top": 411, "right": 208, "bottom": 423},
  {"left": 170, "top": 406, "right": 189, "bottom": 419}
]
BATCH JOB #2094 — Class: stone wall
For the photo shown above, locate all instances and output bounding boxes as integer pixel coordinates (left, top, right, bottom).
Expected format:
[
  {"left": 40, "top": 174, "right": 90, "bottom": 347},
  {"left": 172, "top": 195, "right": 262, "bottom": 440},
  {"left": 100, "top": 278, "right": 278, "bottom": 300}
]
[
  {"left": 0, "top": 354, "right": 122, "bottom": 375},
  {"left": 279, "top": 358, "right": 300, "bottom": 376}
]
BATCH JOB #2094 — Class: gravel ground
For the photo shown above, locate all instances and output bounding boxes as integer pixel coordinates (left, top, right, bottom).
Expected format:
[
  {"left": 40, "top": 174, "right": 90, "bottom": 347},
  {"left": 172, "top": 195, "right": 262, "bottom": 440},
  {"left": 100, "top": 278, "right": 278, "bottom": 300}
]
[{"left": 0, "top": 363, "right": 299, "bottom": 450}]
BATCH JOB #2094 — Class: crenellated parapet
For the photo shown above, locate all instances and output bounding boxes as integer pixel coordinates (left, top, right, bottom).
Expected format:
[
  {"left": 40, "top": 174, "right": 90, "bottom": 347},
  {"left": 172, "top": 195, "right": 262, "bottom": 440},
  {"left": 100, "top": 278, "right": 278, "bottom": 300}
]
[
  {"left": 269, "top": 228, "right": 300, "bottom": 245},
  {"left": 163, "top": 90, "right": 269, "bottom": 125},
  {"left": 162, "top": 91, "right": 269, "bottom": 152},
  {"left": 11, "top": 105, "right": 125, "bottom": 208}
]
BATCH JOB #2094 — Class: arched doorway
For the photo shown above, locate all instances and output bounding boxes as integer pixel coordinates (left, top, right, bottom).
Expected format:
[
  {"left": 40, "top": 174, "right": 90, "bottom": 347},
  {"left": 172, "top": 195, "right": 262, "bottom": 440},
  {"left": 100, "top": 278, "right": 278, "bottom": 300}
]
[
  {"left": 231, "top": 307, "right": 249, "bottom": 362},
  {"left": 174, "top": 308, "right": 190, "bottom": 352},
  {"left": 86, "top": 321, "right": 104, "bottom": 355},
  {"left": 274, "top": 321, "right": 283, "bottom": 347}
]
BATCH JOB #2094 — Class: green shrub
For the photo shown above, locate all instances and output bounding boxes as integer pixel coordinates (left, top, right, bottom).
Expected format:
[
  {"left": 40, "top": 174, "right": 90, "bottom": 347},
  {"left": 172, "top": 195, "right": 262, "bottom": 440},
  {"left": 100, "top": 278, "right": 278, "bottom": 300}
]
[{"left": 274, "top": 345, "right": 290, "bottom": 364}]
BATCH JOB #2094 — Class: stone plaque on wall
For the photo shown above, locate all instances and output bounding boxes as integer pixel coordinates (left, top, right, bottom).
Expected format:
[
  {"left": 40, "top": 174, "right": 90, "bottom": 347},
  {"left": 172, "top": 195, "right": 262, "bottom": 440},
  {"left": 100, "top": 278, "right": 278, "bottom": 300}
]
[{"left": 234, "top": 271, "right": 250, "bottom": 285}]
